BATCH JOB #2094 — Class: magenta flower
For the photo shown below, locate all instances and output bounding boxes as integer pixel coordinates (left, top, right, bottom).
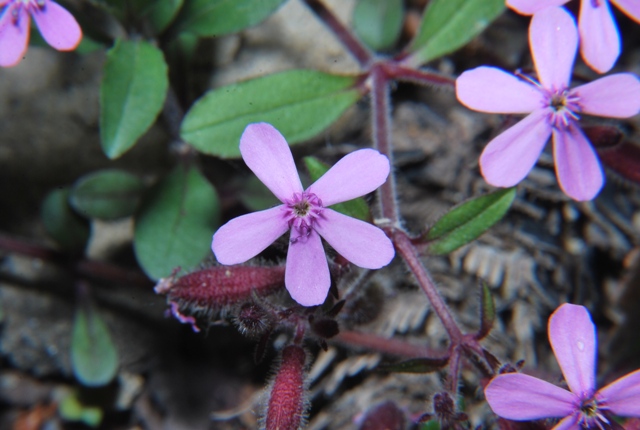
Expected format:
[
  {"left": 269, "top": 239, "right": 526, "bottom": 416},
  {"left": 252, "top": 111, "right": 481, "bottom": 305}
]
[
  {"left": 507, "top": 0, "right": 640, "bottom": 73},
  {"left": 485, "top": 303, "right": 640, "bottom": 428},
  {"left": 0, "top": 0, "right": 82, "bottom": 67},
  {"left": 456, "top": 6, "right": 640, "bottom": 201},
  {"left": 211, "top": 123, "right": 395, "bottom": 307}
]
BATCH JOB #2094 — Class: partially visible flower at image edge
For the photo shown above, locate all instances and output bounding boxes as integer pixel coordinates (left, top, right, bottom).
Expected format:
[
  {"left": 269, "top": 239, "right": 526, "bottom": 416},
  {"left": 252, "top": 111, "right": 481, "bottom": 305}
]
[
  {"left": 507, "top": 0, "right": 640, "bottom": 73},
  {"left": 485, "top": 303, "right": 640, "bottom": 428},
  {"left": 0, "top": 0, "right": 82, "bottom": 67},
  {"left": 456, "top": 6, "right": 640, "bottom": 201},
  {"left": 212, "top": 122, "right": 395, "bottom": 307}
]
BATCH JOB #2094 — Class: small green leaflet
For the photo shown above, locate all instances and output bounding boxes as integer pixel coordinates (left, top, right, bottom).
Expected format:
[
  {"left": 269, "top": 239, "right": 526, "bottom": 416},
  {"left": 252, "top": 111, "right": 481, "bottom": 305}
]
[
  {"left": 408, "top": 0, "right": 505, "bottom": 65},
  {"left": 426, "top": 187, "right": 516, "bottom": 255},
  {"left": 353, "top": 0, "right": 403, "bottom": 51},
  {"left": 71, "top": 294, "right": 119, "bottom": 387},
  {"left": 69, "top": 169, "right": 145, "bottom": 220},
  {"left": 303, "top": 156, "right": 370, "bottom": 221},
  {"left": 172, "top": 0, "right": 287, "bottom": 37},
  {"left": 181, "top": 70, "right": 362, "bottom": 158},
  {"left": 41, "top": 188, "right": 91, "bottom": 251},
  {"left": 59, "top": 390, "right": 103, "bottom": 427},
  {"left": 134, "top": 165, "right": 221, "bottom": 280},
  {"left": 100, "top": 39, "right": 168, "bottom": 159}
]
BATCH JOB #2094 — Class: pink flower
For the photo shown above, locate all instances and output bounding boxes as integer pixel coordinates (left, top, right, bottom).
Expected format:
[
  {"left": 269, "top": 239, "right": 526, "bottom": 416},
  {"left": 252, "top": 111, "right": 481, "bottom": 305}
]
[
  {"left": 0, "top": 0, "right": 82, "bottom": 67},
  {"left": 456, "top": 6, "right": 640, "bottom": 201},
  {"left": 485, "top": 303, "right": 640, "bottom": 428},
  {"left": 507, "top": 0, "right": 640, "bottom": 73},
  {"left": 212, "top": 123, "right": 395, "bottom": 307}
]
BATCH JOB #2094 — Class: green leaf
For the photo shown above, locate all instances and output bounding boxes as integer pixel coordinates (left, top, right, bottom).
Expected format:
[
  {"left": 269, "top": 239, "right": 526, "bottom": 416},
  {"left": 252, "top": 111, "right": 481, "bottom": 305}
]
[
  {"left": 379, "top": 357, "right": 449, "bottom": 374},
  {"left": 143, "top": 0, "right": 184, "bottom": 33},
  {"left": 71, "top": 295, "right": 119, "bottom": 387},
  {"left": 408, "top": 0, "right": 505, "bottom": 65},
  {"left": 59, "top": 390, "right": 104, "bottom": 427},
  {"left": 181, "top": 70, "right": 361, "bottom": 158},
  {"left": 238, "top": 176, "right": 280, "bottom": 212},
  {"left": 100, "top": 39, "right": 169, "bottom": 159},
  {"left": 172, "top": 0, "right": 287, "bottom": 37},
  {"left": 426, "top": 187, "right": 516, "bottom": 255},
  {"left": 134, "top": 165, "right": 221, "bottom": 279},
  {"left": 303, "top": 156, "right": 370, "bottom": 221},
  {"left": 353, "top": 0, "right": 403, "bottom": 51},
  {"left": 41, "top": 188, "right": 91, "bottom": 251},
  {"left": 477, "top": 283, "right": 495, "bottom": 340},
  {"left": 69, "top": 169, "right": 146, "bottom": 220}
]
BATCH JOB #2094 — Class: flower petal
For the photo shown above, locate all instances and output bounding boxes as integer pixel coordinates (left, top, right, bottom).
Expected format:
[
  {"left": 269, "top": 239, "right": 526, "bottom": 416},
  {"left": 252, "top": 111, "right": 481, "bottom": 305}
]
[
  {"left": 306, "top": 149, "right": 389, "bottom": 207},
  {"left": 480, "top": 108, "right": 552, "bottom": 187},
  {"left": 485, "top": 373, "right": 577, "bottom": 420},
  {"left": 285, "top": 229, "right": 330, "bottom": 307},
  {"left": 573, "top": 74, "right": 640, "bottom": 118},
  {"left": 579, "top": 0, "right": 620, "bottom": 73},
  {"left": 530, "top": 6, "right": 578, "bottom": 91},
  {"left": 552, "top": 123, "right": 603, "bottom": 201},
  {"left": 31, "top": 1, "right": 82, "bottom": 51},
  {"left": 314, "top": 209, "right": 394, "bottom": 269},
  {"left": 552, "top": 414, "right": 581, "bottom": 430},
  {"left": 612, "top": 0, "right": 640, "bottom": 23},
  {"left": 456, "top": 67, "right": 545, "bottom": 114},
  {"left": 548, "top": 303, "right": 597, "bottom": 398},
  {"left": 212, "top": 206, "right": 289, "bottom": 265},
  {"left": 598, "top": 368, "right": 640, "bottom": 416},
  {"left": 506, "top": 0, "right": 569, "bottom": 15},
  {"left": 0, "top": 6, "right": 30, "bottom": 67},
  {"left": 239, "top": 123, "right": 303, "bottom": 203}
]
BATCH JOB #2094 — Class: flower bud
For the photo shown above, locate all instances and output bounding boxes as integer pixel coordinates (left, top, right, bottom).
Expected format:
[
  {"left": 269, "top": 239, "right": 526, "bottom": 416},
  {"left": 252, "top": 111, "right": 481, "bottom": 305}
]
[{"left": 265, "top": 345, "right": 307, "bottom": 430}]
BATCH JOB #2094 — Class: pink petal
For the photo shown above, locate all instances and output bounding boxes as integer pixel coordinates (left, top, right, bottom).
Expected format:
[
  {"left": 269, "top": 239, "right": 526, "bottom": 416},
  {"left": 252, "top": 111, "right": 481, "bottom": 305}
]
[
  {"left": 507, "top": 0, "right": 569, "bottom": 15},
  {"left": 612, "top": 0, "right": 640, "bottom": 23},
  {"left": 485, "top": 373, "right": 578, "bottom": 420},
  {"left": 285, "top": 229, "right": 330, "bottom": 307},
  {"left": 579, "top": 0, "right": 620, "bottom": 73},
  {"left": 552, "top": 414, "right": 581, "bottom": 430},
  {"left": 598, "top": 369, "right": 640, "bottom": 416},
  {"left": 31, "top": 1, "right": 82, "bottom": 51},
  {"left": 480, "top": 108, "right": 552, "bottom": 187},
  {"left": 552, "top": 123, "right": 603, "bottom": 201},
  {"left": 548, "top": 304, "right": 597, "bottom": 398},
  {"left": 573, "top": 74, "right": 640, "bottom": 118},
  {"left": 0, "top": 6, "right": 30, "bottom": 67},
  {"left": 306, "top": 149, "right": 390, "bottom": 207},
  {"left": 239, "top": 123, "right": 303, "bottom": 203},
  {"left": 456, "top": 67, "right": 545, "bottom": 114},
  {"left": 314, "top": 209, "right": 394, "bottom": 269},
  {"left": 530, "top": 7, "right": 578, "bottom": 91},
  {"left": 212, "top": 206, "right": 289, "bottom": 265}
]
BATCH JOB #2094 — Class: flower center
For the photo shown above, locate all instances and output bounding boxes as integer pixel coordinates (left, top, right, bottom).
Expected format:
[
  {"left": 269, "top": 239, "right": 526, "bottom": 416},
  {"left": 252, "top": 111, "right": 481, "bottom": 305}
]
[
  {"left": 578, "top": 396, "right": 610, "bottom": 430},
  {"left": 284, "top": 192, "right": 324, "bottom": 244},
  {"left": 546, "top": 89, "right": 581, "bottom": 129}
]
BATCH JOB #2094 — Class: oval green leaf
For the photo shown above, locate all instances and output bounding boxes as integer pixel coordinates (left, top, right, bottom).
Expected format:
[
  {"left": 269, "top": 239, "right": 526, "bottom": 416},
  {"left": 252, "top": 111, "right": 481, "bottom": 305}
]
[
  {"left": 303, "top": 156, "right": 370, "bottom": 221},
  {"left": 69, "top": 169, "right": 146, "bottom": 220},
  {"left": 353, "top": 0, "right": 403, "bottom": 51},
  {"left": 144, "top": 0, "right": 184, "bottom": 33},
  {"left": 134, "top": 165, "right": 221, "bottom": 280},
  {"left": 71, "top": 299, "right": 119, "bottom": 387},
  {"left": 100, "top": 39, "right": 169, "bottom": 159},
  {"left": 172, "top": 0, "right": 287, "bottom": 37},
  {"left": 408, "top": 0, "right": 505, "bottom": 66},
  {"left": 426, "top": 187, "right": 516, "bottom": 255},
  {"left": 41, "top": 188, "right": 91, "bottom": 251},
  {"left": 181, "top": 70, "right": 362, "bottom": 158}
]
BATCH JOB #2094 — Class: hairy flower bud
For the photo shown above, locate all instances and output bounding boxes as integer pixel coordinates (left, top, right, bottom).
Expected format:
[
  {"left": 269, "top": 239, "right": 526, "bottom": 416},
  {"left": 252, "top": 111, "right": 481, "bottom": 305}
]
[{"left": 265, "top": 345, "right": 307, "bottom": 430}]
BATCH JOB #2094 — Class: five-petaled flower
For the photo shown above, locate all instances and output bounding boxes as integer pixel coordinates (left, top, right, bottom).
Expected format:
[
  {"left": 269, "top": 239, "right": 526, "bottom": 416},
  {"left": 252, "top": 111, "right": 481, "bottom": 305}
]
[
  {"left": 456, "top": 6, "right": 640, "bottom": 201},
  {"left": 0, "top": 0, "right": 82, "bottom": 67},
  {"left": 485, "top": 303, "right": 640, "bottom": 428},
  {"left": 212, "top": 122, "right": 395, "bottom": 307},
  {"left": 507, "top": 0, "right": 640, "bottom": 73}
]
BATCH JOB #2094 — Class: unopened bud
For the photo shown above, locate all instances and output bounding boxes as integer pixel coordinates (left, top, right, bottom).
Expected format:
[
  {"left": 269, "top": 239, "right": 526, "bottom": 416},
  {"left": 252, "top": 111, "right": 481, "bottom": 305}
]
[
  {"left": 235, "top": 303, "right": 272, "bottom": 337},
  {"left": 265, "top": 345, "right": 307, "bottom": 430}
]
